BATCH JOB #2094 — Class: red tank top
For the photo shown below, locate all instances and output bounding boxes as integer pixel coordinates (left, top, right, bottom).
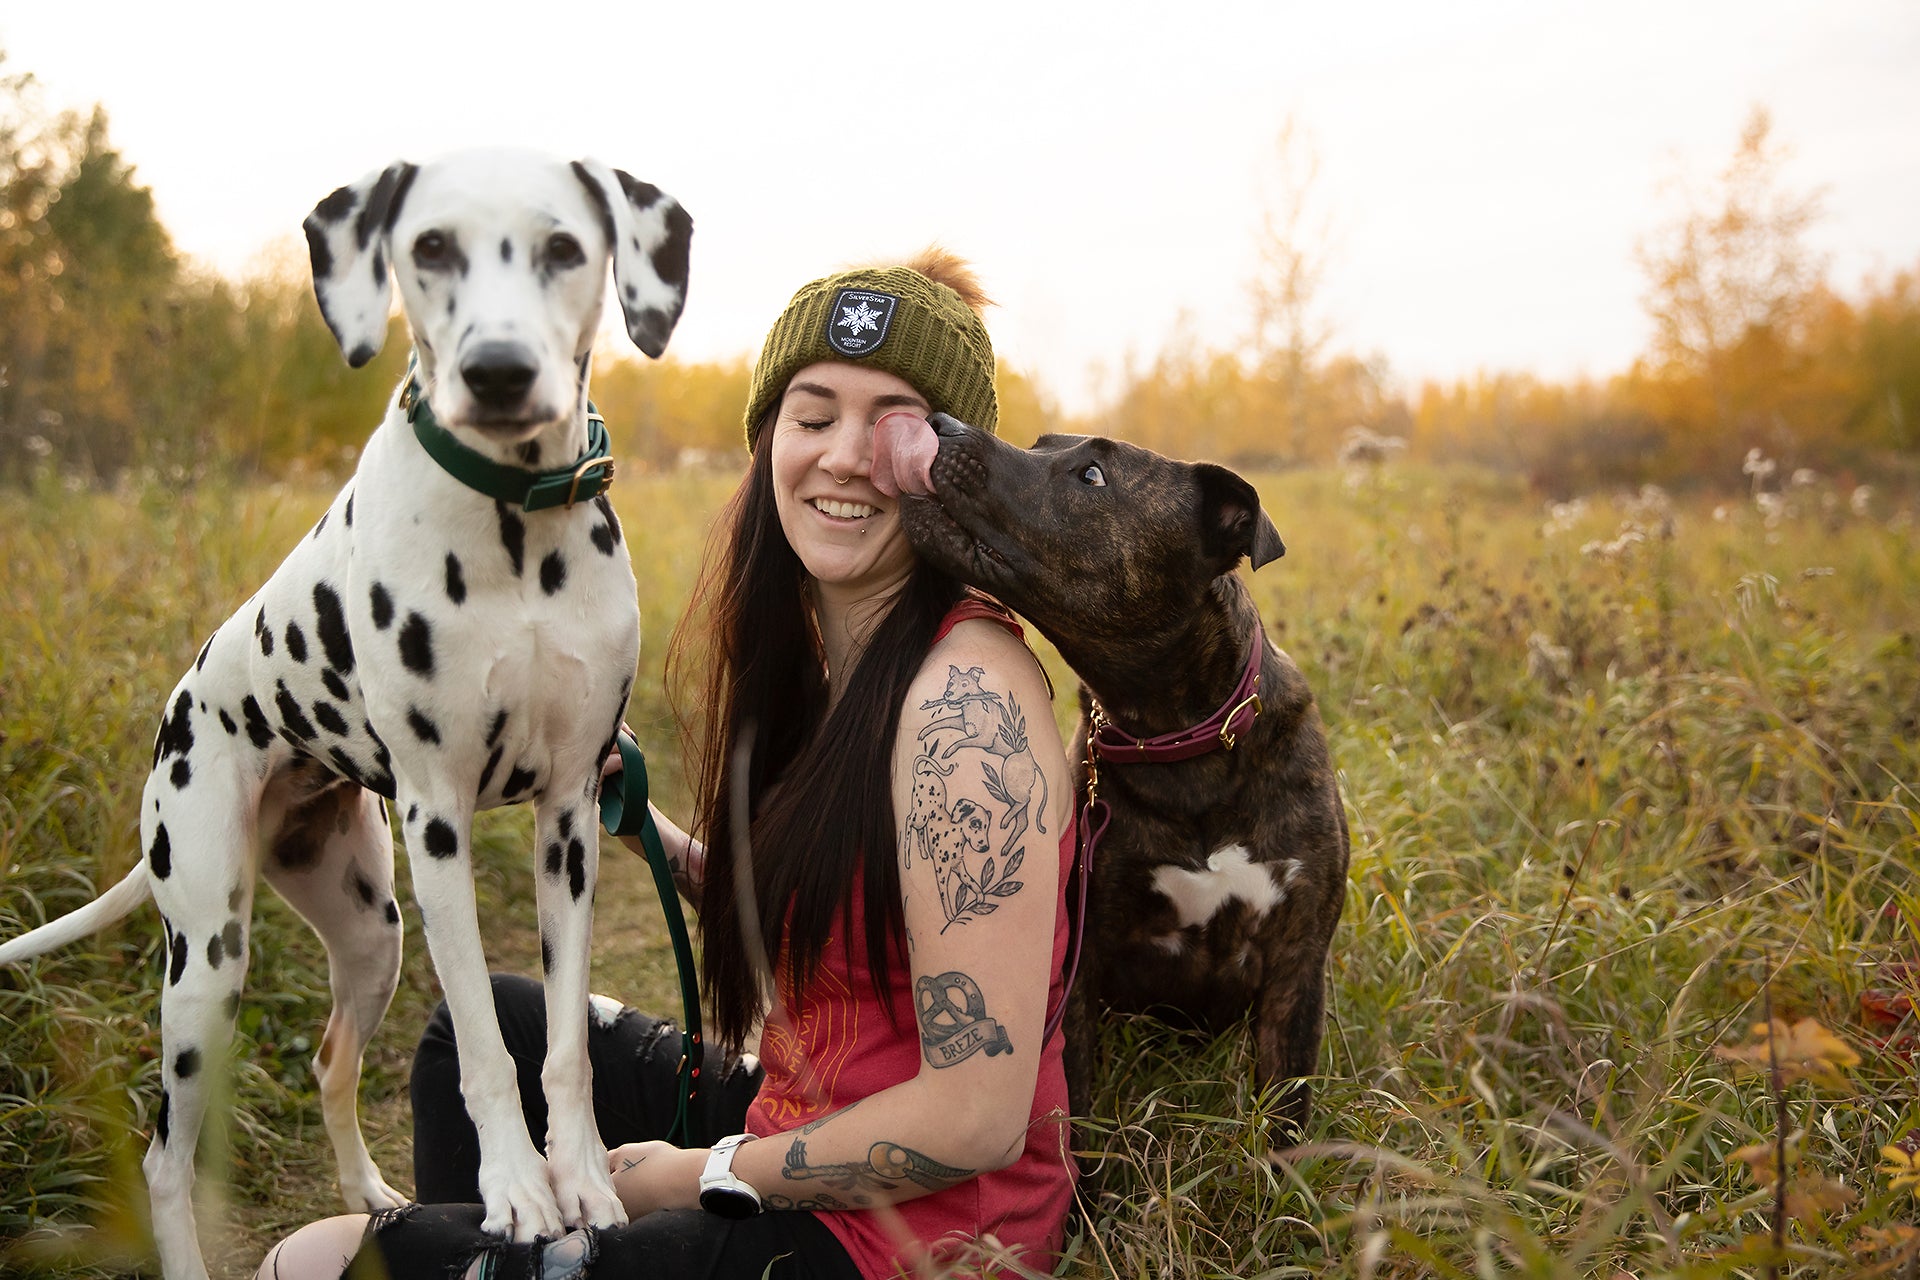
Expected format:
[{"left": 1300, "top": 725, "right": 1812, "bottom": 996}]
[{"left": 744, "top": 599, "right": 1077, "bottom": 1278}]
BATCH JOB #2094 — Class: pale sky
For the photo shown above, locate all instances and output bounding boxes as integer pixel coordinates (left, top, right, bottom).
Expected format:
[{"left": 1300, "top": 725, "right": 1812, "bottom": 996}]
[{"left": 4, "top": 1, "right": 1917, "bottom": 414}]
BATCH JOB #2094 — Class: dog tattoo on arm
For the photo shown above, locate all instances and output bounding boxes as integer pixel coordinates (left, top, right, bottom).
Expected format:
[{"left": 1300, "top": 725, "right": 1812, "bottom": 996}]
[{"left": 904, "top": 665, "right": 1046, "bottom": 931}]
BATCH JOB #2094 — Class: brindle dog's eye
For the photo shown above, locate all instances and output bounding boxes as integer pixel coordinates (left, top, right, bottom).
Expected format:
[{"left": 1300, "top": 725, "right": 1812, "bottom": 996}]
[
  {"left": 1080, "top": 463, "right": 1106, "bottom": 487},
  {"left": 546, "top": 233, "right": 585, "bottom": 267},
  {"left": 413, "top": 231, "right": 448, "bottom": 264}
]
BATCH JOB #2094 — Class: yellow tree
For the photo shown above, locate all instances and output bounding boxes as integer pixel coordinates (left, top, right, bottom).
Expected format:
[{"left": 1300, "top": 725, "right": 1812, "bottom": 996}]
[{"left": 1636, "top": 106, "right": 1826, "bottom": 456}]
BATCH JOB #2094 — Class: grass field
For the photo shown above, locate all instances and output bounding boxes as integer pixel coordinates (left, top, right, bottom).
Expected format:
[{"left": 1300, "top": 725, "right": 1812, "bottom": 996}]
[{"left": 2, "top": 457, "right": 1917, "bottom": 1278}]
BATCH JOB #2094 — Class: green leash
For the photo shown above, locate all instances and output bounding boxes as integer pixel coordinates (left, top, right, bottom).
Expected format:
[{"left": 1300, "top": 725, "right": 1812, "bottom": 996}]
[{"left": 600, "top": 732, "right": 706, "bottom": 1146}]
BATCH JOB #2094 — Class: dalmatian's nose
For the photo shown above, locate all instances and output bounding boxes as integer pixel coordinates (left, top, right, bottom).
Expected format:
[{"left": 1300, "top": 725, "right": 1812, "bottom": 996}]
[{"left": 461, "top": 342, "right": 539, "bottom": 409}]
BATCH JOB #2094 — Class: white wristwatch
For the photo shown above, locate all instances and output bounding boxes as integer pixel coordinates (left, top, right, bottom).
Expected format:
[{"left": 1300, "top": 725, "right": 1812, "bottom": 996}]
[{"left": 698, "top": 1133, "right": 763, "bottom": 1219}]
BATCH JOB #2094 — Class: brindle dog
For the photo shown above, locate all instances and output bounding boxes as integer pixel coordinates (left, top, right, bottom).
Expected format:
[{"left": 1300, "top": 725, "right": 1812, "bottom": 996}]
[{"left": 898, "top": 414, "right": 1350, "bottom": 1143}]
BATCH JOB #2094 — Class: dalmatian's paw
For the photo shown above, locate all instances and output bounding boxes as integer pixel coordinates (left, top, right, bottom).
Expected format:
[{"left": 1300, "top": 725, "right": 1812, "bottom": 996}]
[
  {"left": 550, "top": 1156, "right": 628, "bottom": 1230},
  {"left": 340, "top": 1167, "right": 408, "bottom": 1213},
  {"left": 479, "top": 1150, "right": 565, "bottom": 1242}
]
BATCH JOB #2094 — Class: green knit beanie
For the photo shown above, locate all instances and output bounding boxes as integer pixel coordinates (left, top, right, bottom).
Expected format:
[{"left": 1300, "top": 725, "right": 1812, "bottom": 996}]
[{"left": 742, "top": 263, "right": 999, "bottom": 449}]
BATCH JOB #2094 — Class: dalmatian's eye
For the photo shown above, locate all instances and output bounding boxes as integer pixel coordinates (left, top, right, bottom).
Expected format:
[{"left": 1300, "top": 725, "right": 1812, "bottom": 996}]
[
  {"left": 546, "top": 232, "right": 585, "bottom": 268},
  {"left": 1079, "top": 463, "right": 1106, "bottom": 487},
  {"left": 412, "top": 231, "right": 450, "bottom": 266}
]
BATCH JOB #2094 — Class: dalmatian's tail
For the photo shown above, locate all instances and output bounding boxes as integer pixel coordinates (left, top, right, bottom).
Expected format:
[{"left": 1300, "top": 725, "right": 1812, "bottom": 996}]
[{"left": 0, "top": 863, "right": 151, "bottom": 965}]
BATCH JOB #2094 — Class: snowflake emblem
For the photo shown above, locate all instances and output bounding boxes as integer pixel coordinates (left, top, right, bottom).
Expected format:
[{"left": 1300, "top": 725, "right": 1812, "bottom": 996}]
[{"left": 838, "top": 301, "right": 882, "bottom": 335}]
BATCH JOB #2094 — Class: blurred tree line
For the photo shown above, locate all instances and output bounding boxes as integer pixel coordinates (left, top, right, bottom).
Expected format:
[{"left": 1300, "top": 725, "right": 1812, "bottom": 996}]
[
  {"left": 2, "top": 64, "right": 1912, "bottom": 494},
  {"left": 1101, "top": 108, "right": 1920, "bottom": 493}
]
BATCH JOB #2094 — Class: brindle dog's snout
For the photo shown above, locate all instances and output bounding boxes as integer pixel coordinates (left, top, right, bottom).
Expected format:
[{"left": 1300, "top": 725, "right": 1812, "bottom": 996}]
[{"left": 461, "top": 341, "right": 539, "bottom": 410}]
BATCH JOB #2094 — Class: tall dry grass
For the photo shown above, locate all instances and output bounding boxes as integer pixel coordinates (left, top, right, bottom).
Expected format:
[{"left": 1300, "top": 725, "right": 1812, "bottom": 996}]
[{"left": 2, "top": 455, "right": 1917, "bottom": 1277}]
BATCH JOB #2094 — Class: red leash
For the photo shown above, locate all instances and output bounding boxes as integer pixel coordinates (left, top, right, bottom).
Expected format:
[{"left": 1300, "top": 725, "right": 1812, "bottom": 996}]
[{"left": 1042, "top": 622, "right": 1267, "bottom": 1046}]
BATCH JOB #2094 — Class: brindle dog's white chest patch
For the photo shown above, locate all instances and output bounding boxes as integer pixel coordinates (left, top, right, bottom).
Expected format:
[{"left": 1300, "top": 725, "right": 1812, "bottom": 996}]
[{"left": 1150, "top": 846, "right": 1303, "bottom": 954}]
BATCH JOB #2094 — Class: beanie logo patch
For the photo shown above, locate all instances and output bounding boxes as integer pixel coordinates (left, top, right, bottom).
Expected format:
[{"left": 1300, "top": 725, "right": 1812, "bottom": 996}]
[{"left": 825, "top": 288, "right": 898, "bottom": 358}]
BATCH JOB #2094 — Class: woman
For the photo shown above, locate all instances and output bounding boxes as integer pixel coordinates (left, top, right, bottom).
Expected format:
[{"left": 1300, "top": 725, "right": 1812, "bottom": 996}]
[{"left": 258, "top": 251, "right": 1076, "bottom": 1280}]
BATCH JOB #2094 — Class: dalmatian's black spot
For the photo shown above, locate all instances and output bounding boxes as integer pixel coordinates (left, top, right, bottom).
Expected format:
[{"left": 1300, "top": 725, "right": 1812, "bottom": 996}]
[
  {"left": 157, "top": 1090, "right": 171, "bottom": 1146},
  {"left": 407, "top": 803, "right": 419, "bottom": 825},
  {"left": 207, "top": 932, "right": 225, "bottom": 968},
  {"left": 169, "top": 932, "right": 188, "bottom": 985},
  {"left": 350, "top": 341, "right": 376, "bottom": 369},
  {"left": 424, "top": 817, "right": 459, "bottom": 859},
  {"left": 367, "top": 724, "right": 391, "bottom": 769},
  {"left": 500, "top": 238, "right": 512, "bottom": 263},
  {"left": 351, "top": 871, "right": 376, "bottom": 906},
  {"left": 517, "top": 441, "right": 541, "bottom": 466},
  {"left": 399, "top": 613, "right": 434, "bottom": 676},
  {"left": 566, "top": 837, "right": 587, "bottom": 901},
  {"left": 445, "top": 553, "right": 466, "bottom": 604},
  {"left": 369, "top": 250, "right": 384, "bottom": 287},
  {"left": 486, "top": 709, "right": 508, "bottom": 746},
  {"left": 149, "top": 824, "right": 172, "bottom": 879},
  {"left": 174, "top": 1047, "right": 200, "bottom": 1080},
  {"left": 384, "top": 900, "right": 401, "bottom": 926},
  {"left": 313, "top": 509, "right": 330, "bottom": 539},
  {"left": 219, "top": 708, "right": 238, "bottom": 736},
  {"left": 256, "top": 608, "right": 274, "bottom": 657},
  {"left": 285, "top": 621, "right": 309, "bottom": 663},
  {"left": 153, "top": 689, "right": 195, "bottom": 767},
  {"left": 323, "top": 669, "right": 351, "bottom": 701},
  {"left": 541, "top": 934, "right": 553, "bottom": 975},
  {"left": 196, "top": 636, "right": 214, "bottom": 671},
  {"left": 276, "top": 682, "right": 317, "bottom": 740},
  {"left": 271, "top": 780, "right": 355, "bottom": 869},
  {"left": 496, "top": 502, "right": 526, "bottom": 576},
  {"left": 649, "top": 200, "right": 694, "bottom": 298},
  {"left": 226, "top": 991, "right": 241, "bottom": 1019},
  {"left": 345, "top": 491, "right": 355, "bottom": 527},
  {"left": 314, "top": 583, "right": 355, "bottom": 673},
  {"left": 223, "top": 919, "right": 243, "bottom": 958},
  {"left": 229, "top": 885, "right": 243, "bottom": 912},
  {"left": 170, "top": 758, "right": 192, "bottom": 789},
  {"left": 478, "top": 745, "right": 503, "bottom": 795},
  {"left": 407, "top": 707, "right": 441, "bottom": 745},
  {"left": 503, "top": 766, "right": 536, "bottom": 800},
  {"left": 591, "top": 495, "right": 623, "bottom": 554},
  {"left": 540, "top": 552, "right": 567, "bottom": 595},
  {"left": 327, "top": 747, "right": 366, "bottom": 789},
  {"left": 313, "top": 702, "right": 349, "bottom": 736},
  {"left": 544, "top": 841, "right": 564, "bottom": 878},
  {"left": 314, "top": 184, "right": 356, "bottom": 225},
  {"left": 241, "top": 696, "right": 274, "bottom": 749},
  {"left": 370, "top": 583, "right": 395, "bottom": 629}
]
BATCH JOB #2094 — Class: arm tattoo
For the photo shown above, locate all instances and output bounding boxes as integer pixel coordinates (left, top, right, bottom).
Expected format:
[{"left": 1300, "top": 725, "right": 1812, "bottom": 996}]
[
  {"left": 783, "top": 1137, "right": 976, "bottom": 1194},
  {"left": 916, "top": 970, "right": 1013, "bottom": 1068},
  {"left": 901, "top": 666, "right": 1048, "bottom": 932}
]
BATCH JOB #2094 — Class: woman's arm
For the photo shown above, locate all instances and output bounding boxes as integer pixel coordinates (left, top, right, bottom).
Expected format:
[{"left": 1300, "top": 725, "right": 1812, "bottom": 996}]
[
  {"left": 622, "top": 801, "right": 704, "bottom": 904},
  {"left": 610, "top": 620, "right": 1070, "bottom": 1214},
  {"left": 604, "top": 743, "right": 705, "bottom": 903}
]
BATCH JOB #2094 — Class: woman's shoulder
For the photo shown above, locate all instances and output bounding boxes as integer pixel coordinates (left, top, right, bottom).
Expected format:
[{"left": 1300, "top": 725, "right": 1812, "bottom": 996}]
[{"left": 917, "top": 610, "right": 1046, "bottom": 698}]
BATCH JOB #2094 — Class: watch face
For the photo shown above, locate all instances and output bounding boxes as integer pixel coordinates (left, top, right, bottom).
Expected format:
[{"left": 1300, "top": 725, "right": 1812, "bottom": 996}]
[{"left": 699, "top": 1185, "right": 762, "bottom": 1220}]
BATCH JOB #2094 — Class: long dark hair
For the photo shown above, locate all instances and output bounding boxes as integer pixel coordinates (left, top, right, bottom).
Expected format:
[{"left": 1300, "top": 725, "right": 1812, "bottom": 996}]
[{"left": 668, "top": 426, "right": 965, "bottom": 1052}]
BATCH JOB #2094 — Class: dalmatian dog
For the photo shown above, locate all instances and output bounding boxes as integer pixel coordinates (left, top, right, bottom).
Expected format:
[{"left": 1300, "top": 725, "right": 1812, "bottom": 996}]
[
  {"left": 0, "top": 150, "right": 691, "bottom": 1280},
  {"left": 901, "top": 757, "right": 991, "bottom": 923}
]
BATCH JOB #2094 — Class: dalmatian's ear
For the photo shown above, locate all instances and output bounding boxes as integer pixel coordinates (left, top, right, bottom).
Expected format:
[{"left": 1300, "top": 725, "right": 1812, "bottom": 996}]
[
  {"left": 302, "top": 161, "right": 418, "bottom": 367},
  {"left": 570, "top": 160, "right": 693, "bottom": 360}
]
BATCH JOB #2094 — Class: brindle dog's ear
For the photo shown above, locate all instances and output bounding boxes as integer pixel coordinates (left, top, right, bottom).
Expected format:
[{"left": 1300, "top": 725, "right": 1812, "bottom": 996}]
[{"left": 1197, "top": 462, "right": 1286, "bottom": 572}]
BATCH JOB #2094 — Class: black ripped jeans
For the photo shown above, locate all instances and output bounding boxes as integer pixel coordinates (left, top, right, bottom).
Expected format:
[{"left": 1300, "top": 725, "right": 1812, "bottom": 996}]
[{"left": 347, "top": 974, "right": 863, "bottom": 1280}]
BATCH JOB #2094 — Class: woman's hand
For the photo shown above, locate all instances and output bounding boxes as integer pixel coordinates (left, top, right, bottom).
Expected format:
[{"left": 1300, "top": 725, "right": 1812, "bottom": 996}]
[{"left": 607, "top": 1141, "right": 705, "bottom": 1218}]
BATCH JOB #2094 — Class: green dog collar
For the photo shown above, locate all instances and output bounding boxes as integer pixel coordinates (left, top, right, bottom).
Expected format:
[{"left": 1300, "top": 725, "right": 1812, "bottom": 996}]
[{"left": 402, "top": 376, "right": 615, "bottom": 511}]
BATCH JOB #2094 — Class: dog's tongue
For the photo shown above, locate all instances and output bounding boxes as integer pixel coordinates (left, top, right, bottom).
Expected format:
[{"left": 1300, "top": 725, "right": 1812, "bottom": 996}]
[{"left": 871, "top": 411, "right": 937, "bottom": 499}]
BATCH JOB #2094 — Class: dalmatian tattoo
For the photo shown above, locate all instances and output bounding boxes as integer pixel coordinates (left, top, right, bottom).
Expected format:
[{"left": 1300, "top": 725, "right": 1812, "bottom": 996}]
[{"left": 903, "top": 665, "right": 1047, "bottom": 931}]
